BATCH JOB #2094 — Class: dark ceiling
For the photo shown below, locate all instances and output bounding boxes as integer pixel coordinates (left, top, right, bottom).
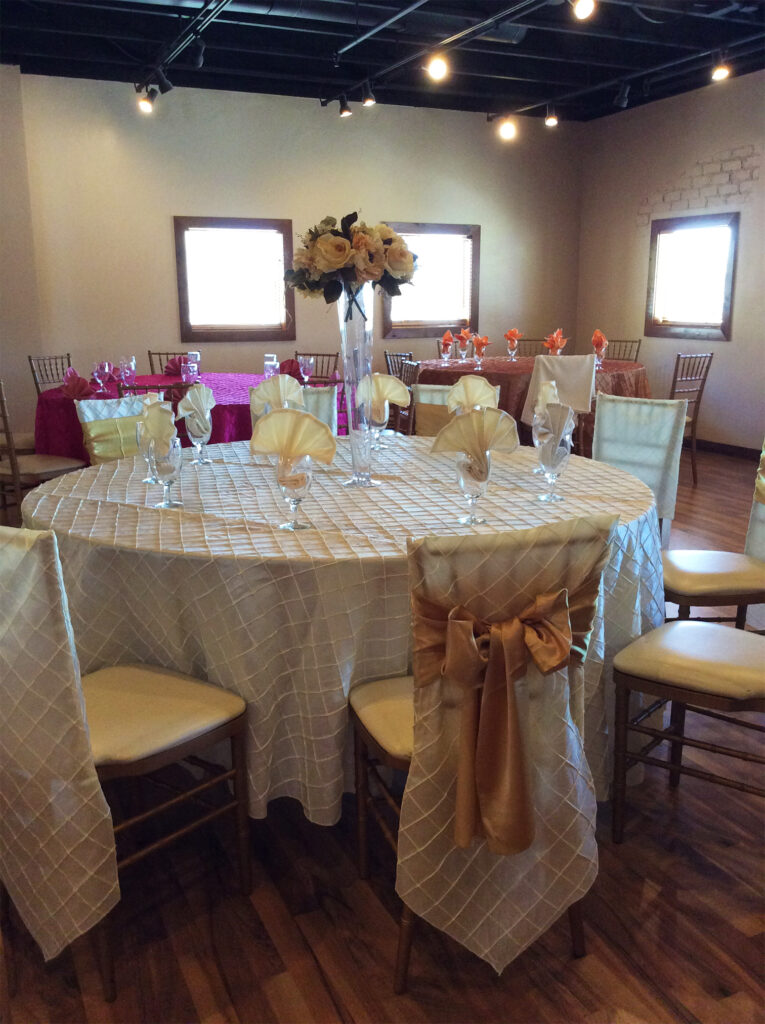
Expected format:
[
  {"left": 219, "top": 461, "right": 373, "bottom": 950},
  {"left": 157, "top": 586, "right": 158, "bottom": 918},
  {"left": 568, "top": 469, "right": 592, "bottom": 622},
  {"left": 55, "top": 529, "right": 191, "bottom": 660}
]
[{"left": 2, "top": 0, "right": 764, "bottom": 121}]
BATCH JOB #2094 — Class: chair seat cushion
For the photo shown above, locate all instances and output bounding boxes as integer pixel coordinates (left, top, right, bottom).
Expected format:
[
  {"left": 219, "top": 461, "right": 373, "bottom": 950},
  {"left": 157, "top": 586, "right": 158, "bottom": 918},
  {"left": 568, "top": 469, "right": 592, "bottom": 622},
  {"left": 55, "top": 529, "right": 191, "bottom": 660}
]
[
  {"left": 82, "top": 664, "right": 246, "bottom": 765},
  {"left": 0, "top": 453, "right": 85, "bottom": 481},
  {"left": 662, "top": 549, "right": 765, "bottom": 598},
  {"left": 349, "top": 675, "right": 414, "bottom": 760},
  {"left": 614, "top": 622, "right": 765, "bottom": 700}
]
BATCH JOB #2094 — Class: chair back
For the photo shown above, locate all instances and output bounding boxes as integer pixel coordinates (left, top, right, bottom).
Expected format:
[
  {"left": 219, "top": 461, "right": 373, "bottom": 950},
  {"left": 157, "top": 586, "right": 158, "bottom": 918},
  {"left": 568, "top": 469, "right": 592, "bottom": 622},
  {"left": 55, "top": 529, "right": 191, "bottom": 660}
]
[
  {"left": 399, "top": 359, "right": 420, "bottom": 389},
  {"left": 413, "top": 382, "right": 453, "bottom": 436},
  {"left": 669, "top": 352, "right": 713, "bottom": 429},
  {"left": 0, "top": 381, "right": 23, "bottom": 511},
  {"left": 294, "top": 351, "right": 339, "bottom": 382},
  {"left": 606, "top": 339, "right": 641, "bottom": 362},
  {"left": 0, "top": 526, "right": 118, "bottom": 961},
  {"left": 593, "top": 394, "right": 687, "bottom": 521},
  {"left": 385, "top": 351, "right": 413, "bottom": 379},
  {"left": 75, "top": 395, "right": 147, "bottom": 464},
  {"left": 147, "top": 350, "right": 186, "bottom": 375},
  {"left": 516, "top": 338, "right": 544, "bottom": 358},
  {"left": 286, "top": 384, "right": 339, "bottom": 435},
  {"left": 745, "top": 441, "right": 765, "bottom": 562},
  {"left": 117, "top": 381, "right": 193, "bottom": 404},
  {"left": 520, "top": 355, "right": 596, "bottom": 424},
  {"left": 28, "top": 354, "right": 72, "bottom": 396}
]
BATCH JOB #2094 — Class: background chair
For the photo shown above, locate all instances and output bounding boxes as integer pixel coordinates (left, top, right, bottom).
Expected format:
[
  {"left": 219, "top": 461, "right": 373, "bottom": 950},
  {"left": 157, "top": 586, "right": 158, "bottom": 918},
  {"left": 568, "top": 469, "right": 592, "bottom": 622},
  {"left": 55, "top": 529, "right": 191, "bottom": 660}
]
[
  {"left": 412, "top": 382, "right": 454, "bottom": 437},
  {"left": 516, "top": 338, "right": 544, "bottom": 357},
  {"left": 294, "top": 351, "right": 339, "bottom": 383},
  {"left": 118, "top": 381, "right": 193, "bottom": 405},
  {"left": 286, "top": 384, "right": 339, "bottom": 434},
  {"left": 350, "top": 516, "right": 617, "bottom": 991},
  {"left": 147, "top": 349, "right": 187, "bottom": 374},
  {"left": 28, "top": 353, "right": 72, "bottom": 395},
  {"left": 0, "top": 380, "right": 85, "bottom": 525},
  {"left": 0, "top": 526, "right": 251, "bottom": 1002},
  {"left": 612, "top": 621, "right": 765, "bottom": 845},
  {"left": 392, "top": 359, "right": 420, "bottom": 435},
  {"left": 606, "top": 339, "right": 642, "bottom": 361},
  {"left": 669, "top": 352, "right": 714, "bottom": 485},
  {"left": 592, "top": 394, "right": 687, "bottom": 543},
  {"left": 384, "top": 351, "right": 413, "bottom": 379},
  {"left": 75, "top": 394, "right": 148, "bottom": 465}
]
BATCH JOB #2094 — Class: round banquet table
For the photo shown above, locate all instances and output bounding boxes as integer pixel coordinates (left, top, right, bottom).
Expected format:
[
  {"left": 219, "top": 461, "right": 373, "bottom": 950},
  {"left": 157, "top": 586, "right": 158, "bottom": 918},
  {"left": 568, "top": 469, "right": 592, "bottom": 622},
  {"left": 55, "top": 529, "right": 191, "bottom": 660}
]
[
  {"left": 417, "top": 357, "right": 650, "bottom": 455},
  {"left": 23, "top": 437, "right": 664, "bottom": 825}
]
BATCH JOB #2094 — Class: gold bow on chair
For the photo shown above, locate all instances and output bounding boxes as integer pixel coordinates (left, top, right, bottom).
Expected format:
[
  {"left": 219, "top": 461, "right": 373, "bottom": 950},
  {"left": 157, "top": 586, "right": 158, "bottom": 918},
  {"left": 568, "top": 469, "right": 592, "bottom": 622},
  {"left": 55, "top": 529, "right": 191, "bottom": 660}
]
[{"left": 412, "top": 590, "right": 573, "bottom": 855}]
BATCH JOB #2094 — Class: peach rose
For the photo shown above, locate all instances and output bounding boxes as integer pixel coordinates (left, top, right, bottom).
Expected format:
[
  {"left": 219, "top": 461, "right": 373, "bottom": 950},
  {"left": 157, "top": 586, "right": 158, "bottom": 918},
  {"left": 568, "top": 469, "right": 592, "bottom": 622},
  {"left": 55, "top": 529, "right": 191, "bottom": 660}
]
[
  {"left": 352, "top": 230, "right": 384, "bottom": 282},
  {"left": 313, "top": 233, "right": 352, "bottom": 272},
  {"left": 385, "top": 240, "right": 414, "bottom": 279}
]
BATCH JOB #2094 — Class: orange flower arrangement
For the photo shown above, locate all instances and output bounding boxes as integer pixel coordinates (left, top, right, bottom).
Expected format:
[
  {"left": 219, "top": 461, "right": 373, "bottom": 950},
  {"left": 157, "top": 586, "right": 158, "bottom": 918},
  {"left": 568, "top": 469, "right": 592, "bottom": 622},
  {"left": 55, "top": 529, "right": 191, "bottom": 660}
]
[
  {"left": 543, "top": 328, "right": 568, "bottom": 354},
  {"left": 441, "top": 330, "right": 455, "bottom": 355},
  {"left": 591, "top": 329, "right": 608, "bottom": 355},
  {"left": 456, "top": 327, "right": 472, "bottom": 351},
  {"left": 473, "top": 334, "right": 489, "bottom": 359}
]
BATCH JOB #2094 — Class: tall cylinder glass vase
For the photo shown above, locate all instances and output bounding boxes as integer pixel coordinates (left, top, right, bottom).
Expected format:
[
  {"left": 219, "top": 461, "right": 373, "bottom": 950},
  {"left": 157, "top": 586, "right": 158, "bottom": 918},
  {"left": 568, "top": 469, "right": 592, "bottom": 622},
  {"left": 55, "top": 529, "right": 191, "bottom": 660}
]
[{"left": 338, "top": 283, "right": 377, "bottom": 487}]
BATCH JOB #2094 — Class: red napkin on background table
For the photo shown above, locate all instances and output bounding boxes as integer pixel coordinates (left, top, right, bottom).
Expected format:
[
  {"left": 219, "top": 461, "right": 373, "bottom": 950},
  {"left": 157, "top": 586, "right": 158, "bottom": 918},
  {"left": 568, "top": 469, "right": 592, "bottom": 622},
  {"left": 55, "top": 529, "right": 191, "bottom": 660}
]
[
  {"left": 279, "top": 358, "right": 304, "bottom": 384},
  {"left": 164, "top": 356, "right": 183, "bottom": 375},
  {"left": 60, "top": 367, "right": 95, "bottom": 399}
]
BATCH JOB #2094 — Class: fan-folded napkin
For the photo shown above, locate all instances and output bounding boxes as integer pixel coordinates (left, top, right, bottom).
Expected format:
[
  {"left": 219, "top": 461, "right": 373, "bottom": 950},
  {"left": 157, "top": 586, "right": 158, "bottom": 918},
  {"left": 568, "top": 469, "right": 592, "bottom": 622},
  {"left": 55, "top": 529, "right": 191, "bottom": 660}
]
[
  {"left": 535, "top": 380, "right": 559, "bottom": 417},
  {"left": 164, "top": 356, "right": 183, "bottom": 376},
  {"left": 535, "top": 402, "right": 576, "bottom": 451},
  {"left": 140, "top": 400, "right": 177, "bottom": 456},
  {"left": 177, "top": 383, "right": 216, "bottom": 435},
  {"left": 60, "top": 368, "right": 95, "bottom": 399},
  {"left": 250, "top": 408, "right": 336, "bottom": 464},
  {"left": 431, "top": 407, "right": 519, "bottom": 477},
  {"left": 447, "top": 375, "right": 499, "bottom": 414},
  {"left": 356, "top": 373, "right": 410, "bottom": 421},
  {"left": 250, "top": 374, "right": 305, "bottom": 416},
  {"left": 521, "top": 354, "right": 596, "bottom": 424}
]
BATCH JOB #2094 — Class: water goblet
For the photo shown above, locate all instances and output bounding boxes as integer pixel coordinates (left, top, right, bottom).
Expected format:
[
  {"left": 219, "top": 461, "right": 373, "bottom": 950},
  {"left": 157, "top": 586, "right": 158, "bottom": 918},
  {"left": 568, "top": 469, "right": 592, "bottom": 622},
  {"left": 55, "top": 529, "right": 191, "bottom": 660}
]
[
  {"left": 455, "top": 450, "right": 491, "bottom": 525},
  {"left": 181, "top": 358, "right": 198, "bottom": 383},
  {"left": 187, "top": 415, "right": 212, "bottom": 465},
  {"left": 277, "top": 454, "right": 313, "bottom": 530},
  {"left": 440, "top": 344, "right": 452, "bottom": 362},
  {"left": 368, "top": 399, "right": 389, "bottom": 450},
  {"left": 458, "top": 345, "right": 468, "bottom": 362},
  {"left": 507, "top": 341, "right": 518, "bottom": 362},
  {"left": 119, "top": 355, "right": 137, "bottom": 385},
  {"left": 531, "top": 411, "right": 547, "bottom": 474},
  {"left": 537, "top": 430, "right": 572, "bottom": 503},
  {"left": 298, "top": 355, "right": 315, "bottom": 383},
  {"left": 135, "top": 421, "right": 158, "bottom": 484},
  {"left": 263, "top": 353, "right": 279, "bottom": 379},
  {"left": 149, "top": 436, "right": 183, "bottom": 508},
  {"left": 187, "top": 351, "right": 201, "bottom": 371}
]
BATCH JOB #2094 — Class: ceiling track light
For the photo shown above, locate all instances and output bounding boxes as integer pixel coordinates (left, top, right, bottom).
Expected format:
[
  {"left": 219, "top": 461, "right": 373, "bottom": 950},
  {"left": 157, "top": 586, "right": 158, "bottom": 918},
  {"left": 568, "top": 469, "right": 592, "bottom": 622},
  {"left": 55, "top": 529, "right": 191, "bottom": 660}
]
[
  {"left": 426, "top": 54, "right": 449, "bottom": 82},
  {"left": 361, "top": 80, "right": 376, "bottom": 107},
  {"left": 497, "top": 117, "right": 517, "bottom": 141},
  {"left": 570, "top": 0, "right": 596, "bottom": 20},
  {"left": 339, "top": 94, "right": 352, "bottom": 118},
  {"left": 711, "top": 55, "right": 731, "bottom": 81},
  {"left": 190, "top": 36, "right": 205, "bottom": 69},
  {"left": 155, "top": 66, "right": 174, "bottom": 94},
  {"left": 614, "top": 82, "right": 631, "bottom": 109},
  {"left": 136, "top": 85, "right": 158, "bottom": 114},
  {"left": 544, "top": 104, "right": 558, "bottom": 127}
]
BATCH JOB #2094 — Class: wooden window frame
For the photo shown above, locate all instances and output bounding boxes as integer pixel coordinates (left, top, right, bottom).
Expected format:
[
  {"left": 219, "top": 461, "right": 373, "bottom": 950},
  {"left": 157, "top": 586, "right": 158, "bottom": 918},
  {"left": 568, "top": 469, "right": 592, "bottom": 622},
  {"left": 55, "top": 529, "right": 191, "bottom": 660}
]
[
  {"left": 644, "top": 211, "right": 738, "bottom": 342},
  {"left": 174, "top": 215, "right": 295, "bottom": 344},
  {"left": 381, "top": 222, "right": 480, "bottom": 340}
]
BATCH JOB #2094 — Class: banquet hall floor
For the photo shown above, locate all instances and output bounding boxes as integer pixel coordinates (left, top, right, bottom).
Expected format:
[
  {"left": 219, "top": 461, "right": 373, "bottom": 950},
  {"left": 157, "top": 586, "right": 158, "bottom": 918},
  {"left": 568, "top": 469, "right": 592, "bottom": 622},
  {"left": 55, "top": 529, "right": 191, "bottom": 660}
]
[{"left": 6, "top": 448, "right": 764, "bottom": 1024}]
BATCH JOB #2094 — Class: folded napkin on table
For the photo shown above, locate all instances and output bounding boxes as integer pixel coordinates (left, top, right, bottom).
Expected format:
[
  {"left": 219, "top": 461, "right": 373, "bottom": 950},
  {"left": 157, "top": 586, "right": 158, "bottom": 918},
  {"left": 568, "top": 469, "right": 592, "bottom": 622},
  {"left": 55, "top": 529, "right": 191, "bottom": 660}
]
[
  {"left": 164, "top": 356, "right": 183, "bottom": 376},
  {"left": 140, "top": 400, "right": 177, "bottom": 456},
  {"left": 250, "top": 374, "right": 305, "bottom": 417},
  {"left": 447, "top": 375, "right": 499, "bottom": 414},
  {"left": 279, "top": 358, "right": 304, "bottom": 383},
  {"left": 543, "top": 328, "right": 568, "bottom": 354},
  {"left": 520, "top": 354, "right": 596, "bottom": 424},
  {"left": 60, "top": 368, "right": 95, "bottom": 399},
  {"left": 177, "top": 383, "right": 216, "bottom": 435},
  {"left": 592, "top": 329, "right": 608, "bottom": 356},
  {"left": 431, "top": 407, "right": 519, "bottom": 478},
  {"left": 250, "top": 408, "right": 336, "bottom": 464},
  {"left": 356, "top": 373, "right": 411, "bottom": 421}
]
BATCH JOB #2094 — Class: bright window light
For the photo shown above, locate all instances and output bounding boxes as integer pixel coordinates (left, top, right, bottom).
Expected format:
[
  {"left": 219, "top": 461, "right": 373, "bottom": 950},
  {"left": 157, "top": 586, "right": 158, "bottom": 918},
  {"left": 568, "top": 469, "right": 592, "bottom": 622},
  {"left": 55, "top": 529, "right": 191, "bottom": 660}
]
[
  {"left": 653, "top": 225, "right": 731, "bottom": 325},
  {"left": 391, "top": 233, "right": 473, "bottom": 323}
]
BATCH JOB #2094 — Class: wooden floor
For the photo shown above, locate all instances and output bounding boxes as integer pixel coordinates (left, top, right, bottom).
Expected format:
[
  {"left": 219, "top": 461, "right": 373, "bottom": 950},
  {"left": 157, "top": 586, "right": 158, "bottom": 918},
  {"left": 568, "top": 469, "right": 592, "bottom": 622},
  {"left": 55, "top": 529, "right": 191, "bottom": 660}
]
[{"left": 6, "top": 449, "right": 764, "bottom": 1024}]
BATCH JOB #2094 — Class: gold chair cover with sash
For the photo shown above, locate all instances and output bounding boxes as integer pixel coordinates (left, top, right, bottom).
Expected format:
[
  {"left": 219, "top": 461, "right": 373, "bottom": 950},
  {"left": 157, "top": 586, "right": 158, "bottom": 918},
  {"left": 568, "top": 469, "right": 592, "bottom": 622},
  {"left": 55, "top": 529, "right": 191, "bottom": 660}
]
[{"left": 396, "top": 515, "right": 617, "bottom": 973}]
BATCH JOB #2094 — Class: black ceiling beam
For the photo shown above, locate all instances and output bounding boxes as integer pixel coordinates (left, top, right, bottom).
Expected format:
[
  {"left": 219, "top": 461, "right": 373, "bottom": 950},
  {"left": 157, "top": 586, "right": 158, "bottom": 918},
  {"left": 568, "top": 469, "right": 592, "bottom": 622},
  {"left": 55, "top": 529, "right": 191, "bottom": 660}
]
[{"left": 335, "top": 0, "right": 431, "bottom": 57}]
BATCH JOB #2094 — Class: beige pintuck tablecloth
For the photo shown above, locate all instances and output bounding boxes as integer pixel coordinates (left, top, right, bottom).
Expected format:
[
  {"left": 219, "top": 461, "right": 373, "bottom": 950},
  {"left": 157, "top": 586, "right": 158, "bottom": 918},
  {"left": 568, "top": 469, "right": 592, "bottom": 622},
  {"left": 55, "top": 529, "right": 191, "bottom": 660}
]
[{"left": 22, "top": 438, "right": 663, "bottom": 827}]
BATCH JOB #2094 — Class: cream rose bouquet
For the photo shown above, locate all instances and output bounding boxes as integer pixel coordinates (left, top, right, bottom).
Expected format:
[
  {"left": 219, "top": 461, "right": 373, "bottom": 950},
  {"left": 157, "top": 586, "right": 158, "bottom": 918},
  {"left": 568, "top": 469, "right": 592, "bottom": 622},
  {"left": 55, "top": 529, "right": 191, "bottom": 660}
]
[{"left": 285, "top": 212, "right": 416, "bottom": 304}]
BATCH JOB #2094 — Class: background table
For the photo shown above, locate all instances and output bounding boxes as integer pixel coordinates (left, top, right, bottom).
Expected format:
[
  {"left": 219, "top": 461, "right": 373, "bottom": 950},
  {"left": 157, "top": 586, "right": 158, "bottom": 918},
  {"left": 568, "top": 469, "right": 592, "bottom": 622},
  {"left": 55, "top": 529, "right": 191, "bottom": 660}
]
[
  {"left": 23, "top": 438, "right": 664, "bottom": 824},
  {"left": 418, "top": 357, "right": 650, "bottom": 455}
]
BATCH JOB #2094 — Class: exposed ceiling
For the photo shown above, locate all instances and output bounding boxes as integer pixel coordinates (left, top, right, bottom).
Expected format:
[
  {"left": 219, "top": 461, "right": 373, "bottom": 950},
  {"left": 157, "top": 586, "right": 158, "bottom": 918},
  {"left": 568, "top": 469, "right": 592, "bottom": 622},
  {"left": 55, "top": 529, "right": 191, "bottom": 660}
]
[{"left": 2, "top": 0, "right": 764, "bottom": 121}]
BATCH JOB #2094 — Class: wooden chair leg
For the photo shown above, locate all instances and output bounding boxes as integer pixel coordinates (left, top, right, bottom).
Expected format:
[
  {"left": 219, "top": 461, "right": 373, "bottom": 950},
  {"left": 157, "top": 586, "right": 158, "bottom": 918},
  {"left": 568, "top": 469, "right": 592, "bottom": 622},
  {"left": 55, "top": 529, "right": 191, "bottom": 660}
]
[
  {"left": 668, "top": 701, "right": 686, "bottom": 788},
  {"left": 231, "top": 728, "right": 252, "bottom": 896},
  {"left": 0, "top": 883, "right": 15, "bottom": 1007},
  {"left": 612, "top": 683, "right": 630, "bottom": 844},
  {"left": 735, "top": 605, "right": 748, "bottom": 630},
  {"left": 91, "top": 916, "right": 116, "bottom": 1003},
  {"left": 354, "top": 728, "right": 370, "bottom": 880},
  {"left": 567, "top": 899, "right": 586, "bottom": 958},
  {"left": 690, "top": 428, "right": 698, "bottom": 486},
  {"left": 678, "top": 603, "right": 691, "bottom": 620},
  {"left": 394, "top": 904, "right": 416, "bottom": 994}
]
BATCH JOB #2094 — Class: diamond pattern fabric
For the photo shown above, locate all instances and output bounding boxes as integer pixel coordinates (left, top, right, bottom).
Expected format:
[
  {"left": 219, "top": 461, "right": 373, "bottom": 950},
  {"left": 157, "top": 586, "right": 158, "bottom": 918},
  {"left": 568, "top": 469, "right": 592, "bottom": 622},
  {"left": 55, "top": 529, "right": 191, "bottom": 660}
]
[
  {"left": 0, "top": 527, "right": 119, "bottom": 962},
  {"left": 21, "top": 439, "right": 663, "bottom": 832}
]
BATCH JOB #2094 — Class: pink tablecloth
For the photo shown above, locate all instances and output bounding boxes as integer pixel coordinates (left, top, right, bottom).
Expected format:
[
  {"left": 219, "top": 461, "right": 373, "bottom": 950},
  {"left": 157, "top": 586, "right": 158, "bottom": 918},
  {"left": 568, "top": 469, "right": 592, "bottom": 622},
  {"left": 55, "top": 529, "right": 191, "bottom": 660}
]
[{"left": 417, "top": 357, "right": 650, "bottom": 456}]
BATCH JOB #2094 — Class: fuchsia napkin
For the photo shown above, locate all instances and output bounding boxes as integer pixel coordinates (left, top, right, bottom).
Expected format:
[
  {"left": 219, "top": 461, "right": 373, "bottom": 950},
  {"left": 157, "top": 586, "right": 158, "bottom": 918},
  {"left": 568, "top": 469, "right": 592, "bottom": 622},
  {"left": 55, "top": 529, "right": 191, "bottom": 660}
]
[
  {"left": 61, "top": 367, "right": 95, "bottom": 399},
  {"left": 279, "top": 358, "right": 304, "bottom": 384},
  {"left": 164, "top": 356, "right": 183, "bottom": 375}
]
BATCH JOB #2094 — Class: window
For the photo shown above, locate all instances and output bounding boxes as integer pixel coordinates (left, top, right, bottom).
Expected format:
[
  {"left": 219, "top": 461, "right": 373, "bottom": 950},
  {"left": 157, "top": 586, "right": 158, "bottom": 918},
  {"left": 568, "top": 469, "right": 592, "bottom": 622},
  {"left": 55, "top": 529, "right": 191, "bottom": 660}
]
[
  {"left": 174, "top": 216, "right": 295, "bottom": 344},
  {"left": 645, "top": 212, "right": 738, "bottom": 341},
  {"left": 382, "top": 223, "right": 480, "bottom": 339}
]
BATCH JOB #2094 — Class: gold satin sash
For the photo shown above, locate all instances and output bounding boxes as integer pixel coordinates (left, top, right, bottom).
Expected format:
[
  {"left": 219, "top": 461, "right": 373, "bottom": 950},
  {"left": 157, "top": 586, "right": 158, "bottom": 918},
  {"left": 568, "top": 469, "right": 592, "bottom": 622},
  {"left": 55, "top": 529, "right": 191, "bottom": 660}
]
[{"left": 412, "top": 590, "right": 572, "bottom": 856}]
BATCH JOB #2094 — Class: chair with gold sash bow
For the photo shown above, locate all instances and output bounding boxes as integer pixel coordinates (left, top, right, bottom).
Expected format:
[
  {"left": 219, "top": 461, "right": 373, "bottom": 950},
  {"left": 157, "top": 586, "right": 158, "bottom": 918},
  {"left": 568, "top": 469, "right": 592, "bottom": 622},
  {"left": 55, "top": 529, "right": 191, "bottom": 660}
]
[{"left": 349, "top": 515, "right": 618, "bottom": 991}]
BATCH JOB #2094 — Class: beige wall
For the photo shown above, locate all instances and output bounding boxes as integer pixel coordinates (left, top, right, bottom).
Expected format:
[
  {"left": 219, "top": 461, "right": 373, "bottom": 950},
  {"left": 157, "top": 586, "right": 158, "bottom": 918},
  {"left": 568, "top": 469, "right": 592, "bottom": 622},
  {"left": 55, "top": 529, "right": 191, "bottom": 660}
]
[
  {"left": 2, "top": 72, "right": 583, "bottom": 430},
  {"left": 576, "top": 70, "right": 765, "bottom": 450}
]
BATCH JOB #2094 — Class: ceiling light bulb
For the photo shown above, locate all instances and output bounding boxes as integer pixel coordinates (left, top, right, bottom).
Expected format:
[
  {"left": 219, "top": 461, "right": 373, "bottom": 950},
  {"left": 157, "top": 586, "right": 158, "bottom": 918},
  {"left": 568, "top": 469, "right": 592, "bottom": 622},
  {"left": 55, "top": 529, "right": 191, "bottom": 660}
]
[
  {"left": 711, "top": 61, "right": 730, "bottom": 81},
  {"left": 544, "top": 106, "right": 558, "bottom": 127},
  {"left": 137, "top": 87, "right": 157, "bottom": 114},
  {"left": 426, "top": 55, "right": 449, "bottom": 81},
  {"left": 498, "top": 118, "right": 516, "bottom": 141},
  {"left": 572, "top": 0, "right": 596, "bottom": 19},
  {"left": 339, "top": 95, "right": 352, "bottom": 117},
  {"left": 362, "top": 81, "right": 376, "bottom": 107}
]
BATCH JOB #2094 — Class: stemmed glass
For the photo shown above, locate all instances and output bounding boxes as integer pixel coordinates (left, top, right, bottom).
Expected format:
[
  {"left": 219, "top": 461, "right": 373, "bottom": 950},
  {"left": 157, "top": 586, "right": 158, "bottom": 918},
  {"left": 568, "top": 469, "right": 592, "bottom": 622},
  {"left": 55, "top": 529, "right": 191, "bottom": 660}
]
[
  {"left": 455, "top": 451, "right": 491, "bottom": 525},
  {"left": 92, "top": 361, "right": 113, "bottom": 395},
  {"left": 440, "top": 343, "right": 452, "bottom": 362},
  {"left": 537, "top": 427, "right": 572, "bottom": 503},
  {"left": 298, "top": 355, "right": 315, "bottom": 384},
  {"left": 531, "top": 411, "right": 547, "bottom": 474},
  {"left": 277, "top": 454, "right": 313, "bottom": 530},
  {"left": 119, "top": 355, "right": 137, "bottom": 385},
  {"left": 458, "top": 344, "right": 468, "bottom": 363},
  {"left": 136, "top": 421, "right": 158, "bottom": 484},
  {"left": 369, "top": 399, "right": 389, "bottom": 450},
  {"left": 149, "top": 437, "right": 183, "bottom": 508},
  {"left": 181, "top": 357, "right": 199, "bottom": 383},
  {"left": 187, "top": 415, "right": 212, "bottom": 465},
  {"left": 507, "top": 340, "right": 518, "bottom": 362}
]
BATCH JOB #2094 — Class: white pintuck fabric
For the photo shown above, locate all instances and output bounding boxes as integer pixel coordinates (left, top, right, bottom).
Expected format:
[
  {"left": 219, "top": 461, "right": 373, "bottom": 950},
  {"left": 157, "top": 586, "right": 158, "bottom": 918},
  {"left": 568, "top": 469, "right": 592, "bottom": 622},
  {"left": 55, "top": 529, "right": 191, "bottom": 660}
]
[
  {"left": 0, "top": 526, "right": 119, "bottom": 961},
  {"left": 592, "top": 394, "right": 688, "bottom": 521},
  {"left": 396, "top": 521, "right": 615, "bottom": 973},
  {"left": 22, "top": 439, "right": 663, "bottom": 826},
  {"left": 287, "top": 384, "right": 339, "bottom": 435},
  {"left": 521, "top": 355, "right": 597, "bottom": 423},
  {"left": 75, "top": 395, "right": 147, "bottom": 423}
]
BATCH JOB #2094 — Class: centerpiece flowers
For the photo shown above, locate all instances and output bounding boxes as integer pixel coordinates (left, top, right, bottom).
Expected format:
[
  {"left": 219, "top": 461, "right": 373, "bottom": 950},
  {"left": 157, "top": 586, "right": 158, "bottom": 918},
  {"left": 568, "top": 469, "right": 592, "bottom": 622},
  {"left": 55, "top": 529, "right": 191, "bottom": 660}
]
[
  {"left": 504, "top": 328, "right": 523, "bottom": 359},
  {"left": 285, "top": 212, "right": 416, "bottom": 486}
]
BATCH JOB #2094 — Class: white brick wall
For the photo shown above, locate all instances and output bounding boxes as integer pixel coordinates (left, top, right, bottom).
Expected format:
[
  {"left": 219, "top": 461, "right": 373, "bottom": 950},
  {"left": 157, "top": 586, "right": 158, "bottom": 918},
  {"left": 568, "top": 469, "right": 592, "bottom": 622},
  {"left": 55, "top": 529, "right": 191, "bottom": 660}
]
[{"left": 636, "top": 143, "right": 762, "bottom": 225}]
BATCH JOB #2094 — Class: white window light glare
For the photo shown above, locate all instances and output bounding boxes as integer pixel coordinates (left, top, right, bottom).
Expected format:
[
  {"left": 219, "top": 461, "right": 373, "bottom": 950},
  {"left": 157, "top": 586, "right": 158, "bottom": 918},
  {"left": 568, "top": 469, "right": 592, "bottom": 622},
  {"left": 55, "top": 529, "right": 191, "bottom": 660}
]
[
  {"left": 426, "top": 55, "right": 449, "bottom": 81},
  {"left": 572, "top": 0, "right": 596, "bottom": 19},
  {"left": 498, "top": 118, "right": 517, "bottom": 141}
]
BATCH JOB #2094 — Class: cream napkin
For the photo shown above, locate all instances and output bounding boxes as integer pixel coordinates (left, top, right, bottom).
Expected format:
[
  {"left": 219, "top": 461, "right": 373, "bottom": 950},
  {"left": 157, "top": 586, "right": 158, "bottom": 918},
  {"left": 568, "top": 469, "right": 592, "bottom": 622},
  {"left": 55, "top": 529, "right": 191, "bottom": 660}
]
[
  {"left": 535, "top": 380, "right": 560, "bottom": 417},
  {"left": 142, "top": 392, "right": 164, "bottom": 407},
  {"left": 521, "top": 355, "right": 596, "bottom": 424},
  {"left": 447, "top": 375, "right": 499, "bottom": 414},
  {"left": 431, "top": 407, "right": 519, "bottom": 477},
  {"left": 535, "top": 402, "right": 576, "bottom": 450},
  {"left": 250, "top": 374, "right": 305, "bottom": 417},
  {"left": 141, "top": 400, "right": 177, "bottom": 456},
  {"left": 177, "top": 383, "right": 216, "bottom": 436},
  {"left": 356, "top": 373, "right": 411, "bottom": 421},
  {"left": 250, "top": 408, "right": 336, "bottom": 464}
]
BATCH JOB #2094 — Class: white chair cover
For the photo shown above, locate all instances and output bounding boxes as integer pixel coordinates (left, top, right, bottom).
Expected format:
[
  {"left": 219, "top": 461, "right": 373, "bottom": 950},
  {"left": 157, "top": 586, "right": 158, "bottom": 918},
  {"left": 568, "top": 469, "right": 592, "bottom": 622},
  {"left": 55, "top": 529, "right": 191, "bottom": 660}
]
[
  {"left": 413, "top": 383, "right": 452, "bottom": 407},
  {"left": 74, "top": 395, "right": 147, "bottom": 423},
  {"left": 592, "top": 394, "right": 687, "bottom": 522},
  {"left": 745, "top": 441, "right": 765, "bottom": 562},
  {"left": 0, "top": 526, "right": 119, "bottom": 961},
  {"left": 396, "top": 515, "right": 617, "bottom": 974},
  {"left": 287, "top": 384, "right": 338, "bottom": 435},
  {"left": 520, "top": 354, "right": 597, "bottom": 424}
]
